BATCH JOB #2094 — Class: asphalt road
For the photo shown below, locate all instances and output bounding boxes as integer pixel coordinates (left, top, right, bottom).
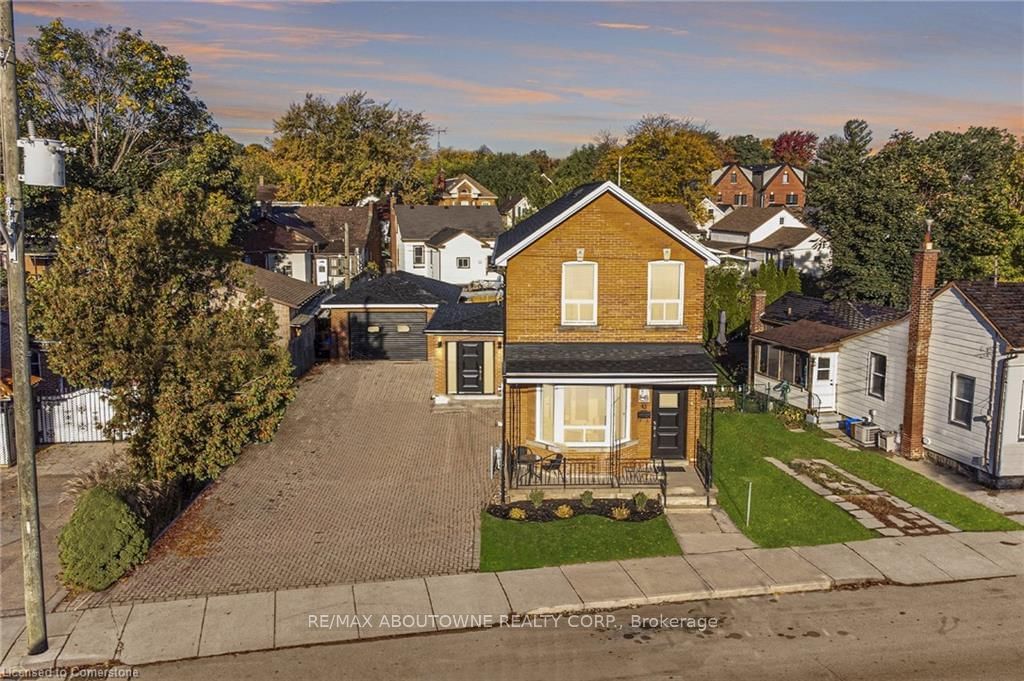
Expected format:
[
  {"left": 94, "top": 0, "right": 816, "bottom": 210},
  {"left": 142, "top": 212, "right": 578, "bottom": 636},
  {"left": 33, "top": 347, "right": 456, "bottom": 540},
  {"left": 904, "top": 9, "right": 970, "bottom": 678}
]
[{"left": 141, "top": 576, "right": 1024, "bottom": 680}]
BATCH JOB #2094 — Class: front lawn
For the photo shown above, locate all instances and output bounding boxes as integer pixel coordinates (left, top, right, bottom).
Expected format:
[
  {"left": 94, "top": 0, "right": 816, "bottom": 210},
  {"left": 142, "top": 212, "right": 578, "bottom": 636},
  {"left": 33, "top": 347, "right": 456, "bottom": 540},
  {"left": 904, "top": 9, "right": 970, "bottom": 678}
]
[
  {"left": 714, "top": 412, "right": 1020, "bottom": 547},
  {"left": 479, "top": 512, "right": 680, "bottom": 572}
]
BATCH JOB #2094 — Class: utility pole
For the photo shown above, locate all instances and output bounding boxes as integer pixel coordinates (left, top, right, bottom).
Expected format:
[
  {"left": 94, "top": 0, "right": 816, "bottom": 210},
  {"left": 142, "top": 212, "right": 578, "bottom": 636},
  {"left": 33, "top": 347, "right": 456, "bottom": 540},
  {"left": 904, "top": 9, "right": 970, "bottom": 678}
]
[
  {"left": 343, "top": 222, "right": 350, "bottom": 290},
  {"left": 617, "top": 155, "right": 622, "bottom": 186},
  {"left": 1, "top": 0, "right": 48, "bottom": 655}
]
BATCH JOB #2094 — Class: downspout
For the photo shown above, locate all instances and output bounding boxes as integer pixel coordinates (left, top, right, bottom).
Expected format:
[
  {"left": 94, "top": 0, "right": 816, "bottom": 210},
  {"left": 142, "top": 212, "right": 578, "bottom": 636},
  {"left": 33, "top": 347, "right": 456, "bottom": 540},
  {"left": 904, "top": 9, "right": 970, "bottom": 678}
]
[
  {"left": 983, "top": 337, "right": 997, "bottom": 471},
  {"left": 499, "top": 269, "right": 507, "bottom": 503},
  {"left": 991, "top": 349, "right": 1018, "bottom": 481}
]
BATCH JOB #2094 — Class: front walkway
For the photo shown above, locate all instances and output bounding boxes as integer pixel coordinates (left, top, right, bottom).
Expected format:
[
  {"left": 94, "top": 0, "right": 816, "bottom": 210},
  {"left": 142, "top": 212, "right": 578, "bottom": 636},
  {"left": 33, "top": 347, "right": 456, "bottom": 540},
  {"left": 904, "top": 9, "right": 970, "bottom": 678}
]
[
  {"left": 4, "top": 530, "right": 1021, "bottom": 672},
  {"left": 66, "top": 362, "right": 500, "bottom": 609}
]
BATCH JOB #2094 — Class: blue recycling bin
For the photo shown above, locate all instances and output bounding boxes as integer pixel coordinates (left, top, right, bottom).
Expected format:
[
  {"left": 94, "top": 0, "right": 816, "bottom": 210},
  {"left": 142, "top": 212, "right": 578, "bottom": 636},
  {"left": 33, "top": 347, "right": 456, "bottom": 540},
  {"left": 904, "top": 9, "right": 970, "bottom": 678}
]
[{"left": 840, "top": 417, "right": 863, "bottom": 436}]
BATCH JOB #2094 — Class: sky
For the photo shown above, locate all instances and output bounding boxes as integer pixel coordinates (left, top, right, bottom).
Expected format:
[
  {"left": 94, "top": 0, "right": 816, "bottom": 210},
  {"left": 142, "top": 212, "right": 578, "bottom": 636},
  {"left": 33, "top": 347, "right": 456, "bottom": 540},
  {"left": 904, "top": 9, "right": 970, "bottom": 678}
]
[{"left": 11, "top": 0, "right": 1024, "bottom": 155}]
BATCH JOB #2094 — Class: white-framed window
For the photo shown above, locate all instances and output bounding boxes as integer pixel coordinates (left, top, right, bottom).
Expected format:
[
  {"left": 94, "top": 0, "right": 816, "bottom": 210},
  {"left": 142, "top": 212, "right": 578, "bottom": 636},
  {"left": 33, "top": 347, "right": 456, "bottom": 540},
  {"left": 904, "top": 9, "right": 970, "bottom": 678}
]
[
  {"left": 730, "top": 171, "right": 738, "bottom": 183},
  {"left": 279, "top": 261, "right": 293, "bottom": 277},
  {"left": 30, "top": 350, "right": 42, "bottom": 378},
  {"left": 456, "top": 257, "right": 471, "bottom": 269},
  {"left": 328, "top": 256, "right": 342, "bottom": 277},
  {"left": 950, "top": 373, "right": 975, "bottom": 429},
  {"left": 768, "top": 192, "right": 775, "bottom": 204},
  {"left": 782, "top": 171, "right": 790, "bottom": 184},
  {"left": 561, "top": 261, "right": 597, "bottom": 325},
  {"left": 868, "top": 353, "right": 886, "bottom": 400},
  {"left": 536, "top": 385, "right": 630, "bottom": 447},
  {"left": 647, "top": 261, "right": 684, "bottom": 325},
  {"left": 734, "top": 193, "right": 748, "bottom": 206},
  {"left": 413, "top": 245, "right": 425, "bottom": 267},
  {"left": 786, "top": 193, "right": 799, "bottom": 205},
  {"left": 816, "top": 356, "right": 831, "bottom": 381}
]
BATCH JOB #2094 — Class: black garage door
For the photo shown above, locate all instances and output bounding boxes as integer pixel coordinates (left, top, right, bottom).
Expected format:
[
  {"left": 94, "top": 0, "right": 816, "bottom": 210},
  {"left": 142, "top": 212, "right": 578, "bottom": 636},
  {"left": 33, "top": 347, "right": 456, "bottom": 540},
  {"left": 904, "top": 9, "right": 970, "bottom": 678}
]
[{"left": 348, "top": 311, "right": 428, "bottom": 360}]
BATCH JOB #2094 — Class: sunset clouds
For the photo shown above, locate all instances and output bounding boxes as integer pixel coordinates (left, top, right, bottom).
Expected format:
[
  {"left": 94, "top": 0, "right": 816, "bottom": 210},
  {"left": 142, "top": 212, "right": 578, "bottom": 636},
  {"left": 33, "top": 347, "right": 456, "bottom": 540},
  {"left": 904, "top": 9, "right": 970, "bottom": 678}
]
[{"left": 12, "top": 1, "right": 1022, "bottom": 152}]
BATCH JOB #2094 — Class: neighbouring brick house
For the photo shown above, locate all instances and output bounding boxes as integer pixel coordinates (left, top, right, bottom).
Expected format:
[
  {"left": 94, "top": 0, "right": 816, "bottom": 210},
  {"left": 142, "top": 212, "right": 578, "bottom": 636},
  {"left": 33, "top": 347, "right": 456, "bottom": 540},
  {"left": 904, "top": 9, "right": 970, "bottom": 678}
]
[
  {"left": 748, "top": 232, "right": 1024, "bottom": 488},
  {"left": 321, "top": 271, "right": 462, "bottom": 361},
  {"left": 436, "top": 173, "right": 498, "bottom": 207},
  {"left": 240, "top": 263, "right": 327, "bottom": 376},
  {"left": 492, "top": 181, "right": 721, "bottom": 481},
  {"left": 711, "top": 163, "right": 806, "bottom": 209},
  {"left": 424, "top": 302, "right": 503, "bottom": 401}
]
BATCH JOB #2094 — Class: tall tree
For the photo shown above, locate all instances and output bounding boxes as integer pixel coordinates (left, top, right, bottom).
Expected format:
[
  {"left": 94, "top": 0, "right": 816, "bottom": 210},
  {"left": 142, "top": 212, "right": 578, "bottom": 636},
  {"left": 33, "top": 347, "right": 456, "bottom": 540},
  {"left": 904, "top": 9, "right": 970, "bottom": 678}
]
[
  {"left": 596, "top": 115, "right": 718, "bottom": 210},
  {"left": 772, "top": 130, "right": 819, "bottom": 167},
  {"left": 18, "top": 19, "right": 213, "bottom": 196},
  {"left": 32, "top": 142, "right": 294, "bottom": 481},
  {"left": 723, "top": 134, "right": 773, "bottom": 165},
  {"left": 527, "top": 141, "right": 613, "bottom": 208},
  {"left": 271, "top": 92, "right": 432, "bottom": 204}
]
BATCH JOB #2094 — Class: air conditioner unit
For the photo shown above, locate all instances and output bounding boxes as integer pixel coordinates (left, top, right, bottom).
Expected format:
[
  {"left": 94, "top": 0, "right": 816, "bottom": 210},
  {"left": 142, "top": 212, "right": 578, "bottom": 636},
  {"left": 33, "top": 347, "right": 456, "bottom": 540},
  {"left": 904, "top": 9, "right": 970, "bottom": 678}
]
[
  {"left": 852, "top": 422, "right": 881, "bottom": 446},
  {"left": 877, "top": 431, "right": 898, "bottom": 453}
]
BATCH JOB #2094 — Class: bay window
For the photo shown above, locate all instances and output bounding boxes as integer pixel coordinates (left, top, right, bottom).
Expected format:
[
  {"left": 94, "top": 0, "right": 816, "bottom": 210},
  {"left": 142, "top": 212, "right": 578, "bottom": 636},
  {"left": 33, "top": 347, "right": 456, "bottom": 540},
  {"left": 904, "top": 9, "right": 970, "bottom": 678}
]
[
  {"left": 562, "top": 261, "right": 597, "bottom": 325},
  {"left": 536, "top": 385, "right": 631, "bottom": 447},
  {"left": 647, "top": 261, "right": 684, "bottom": 325}
]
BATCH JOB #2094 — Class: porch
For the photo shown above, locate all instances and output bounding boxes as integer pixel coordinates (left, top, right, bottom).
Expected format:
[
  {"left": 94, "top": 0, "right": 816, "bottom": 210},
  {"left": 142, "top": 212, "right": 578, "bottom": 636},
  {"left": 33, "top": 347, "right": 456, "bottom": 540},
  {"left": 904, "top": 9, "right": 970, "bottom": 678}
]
[{"left": 749, "top": 338, "right": 838, "bottom": 414}]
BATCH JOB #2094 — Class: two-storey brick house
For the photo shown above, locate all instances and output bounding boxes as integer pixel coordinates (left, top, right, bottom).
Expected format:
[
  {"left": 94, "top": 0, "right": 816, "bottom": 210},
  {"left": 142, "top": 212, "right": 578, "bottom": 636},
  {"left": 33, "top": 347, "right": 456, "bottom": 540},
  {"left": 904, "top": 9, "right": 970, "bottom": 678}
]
[
  {"left": 492, "top": 182, "right": 720, "bottom": 483},
  {"left": 711, "top": 163, "right": 806, "bottom": 209}
]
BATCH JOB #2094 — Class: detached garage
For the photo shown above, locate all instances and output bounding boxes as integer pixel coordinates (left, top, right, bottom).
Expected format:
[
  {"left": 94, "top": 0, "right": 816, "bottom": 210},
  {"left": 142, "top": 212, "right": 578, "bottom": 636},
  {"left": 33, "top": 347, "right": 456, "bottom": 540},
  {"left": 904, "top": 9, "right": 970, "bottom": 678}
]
[{"left": 322, "top": 271, "right": 462, "bottom": 361}]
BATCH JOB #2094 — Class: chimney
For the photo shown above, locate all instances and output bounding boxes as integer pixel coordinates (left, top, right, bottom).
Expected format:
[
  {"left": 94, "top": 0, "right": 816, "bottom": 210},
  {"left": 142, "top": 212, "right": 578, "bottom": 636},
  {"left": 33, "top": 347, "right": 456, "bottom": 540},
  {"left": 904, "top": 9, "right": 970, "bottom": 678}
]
[
  {"left": 900, "top": 222, "right": 940, "bottom": 460},
  {"left": 750, "top": 290, "right": 767, "bottom": 334}
]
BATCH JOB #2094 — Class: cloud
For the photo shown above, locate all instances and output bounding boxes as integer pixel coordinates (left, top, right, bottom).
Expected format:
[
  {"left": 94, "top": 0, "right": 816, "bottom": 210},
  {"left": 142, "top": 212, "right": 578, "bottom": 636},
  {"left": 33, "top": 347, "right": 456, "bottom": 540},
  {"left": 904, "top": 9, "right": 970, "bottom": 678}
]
[
  {"left": 593, "top": 21, "right": 689, "bottom": 37},
  {"left": 14, "top": 1, "right": 125, "bottom": 23},
  {"left": 334, "top": 71, "right": 562, "bottom": 105},
  {"left": 552, "top": 85, "right": 642, "bottom": 104}
]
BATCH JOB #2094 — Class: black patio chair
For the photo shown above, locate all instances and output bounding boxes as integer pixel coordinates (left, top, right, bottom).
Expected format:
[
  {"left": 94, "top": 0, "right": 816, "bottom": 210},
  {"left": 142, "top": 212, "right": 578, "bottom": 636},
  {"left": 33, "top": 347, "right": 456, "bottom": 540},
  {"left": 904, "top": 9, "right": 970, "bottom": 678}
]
[
  {"left": 540, "top": 453, "right": 566, "bottom": 484},
  {"left": 514, "top": 446, "right": 541, "bottom": 485}
]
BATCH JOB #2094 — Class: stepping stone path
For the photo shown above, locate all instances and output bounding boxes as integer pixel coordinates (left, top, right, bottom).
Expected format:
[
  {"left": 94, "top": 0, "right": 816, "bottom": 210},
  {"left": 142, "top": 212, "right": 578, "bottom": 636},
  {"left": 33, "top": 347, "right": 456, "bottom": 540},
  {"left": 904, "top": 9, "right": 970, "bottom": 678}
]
[{"left": 765, "top": 457, "right": 960, "bottom": 536}]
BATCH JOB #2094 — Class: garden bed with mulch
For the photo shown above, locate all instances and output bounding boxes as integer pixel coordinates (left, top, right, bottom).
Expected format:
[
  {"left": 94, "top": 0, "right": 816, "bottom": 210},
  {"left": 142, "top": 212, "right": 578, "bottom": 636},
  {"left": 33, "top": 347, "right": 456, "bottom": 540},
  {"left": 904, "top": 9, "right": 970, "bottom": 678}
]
[{"left": 486, "top": 496, "right": 663, "bottom": 523}]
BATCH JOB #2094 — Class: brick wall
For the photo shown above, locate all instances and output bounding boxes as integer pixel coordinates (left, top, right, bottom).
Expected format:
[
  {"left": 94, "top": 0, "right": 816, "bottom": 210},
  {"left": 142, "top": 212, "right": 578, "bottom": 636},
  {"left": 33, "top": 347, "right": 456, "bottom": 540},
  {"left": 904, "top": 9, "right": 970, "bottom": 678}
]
[
  {"left": 760, "top": 165, "right": 805, "bottom": 208},
  {"left": 504, "top": 193, "right": 706, "bottom": 344},
  {"left": 329, "top": 307, "right": 435, "bottom": 361},
  {"left": 900, "top": 238, "right": 939, "bottom": 460},
  {"left": 428, "top": 334, "right": 503, "bottom": 396},
  {"left": 713, "top": 165, "right": 755, "bottom": 207}
]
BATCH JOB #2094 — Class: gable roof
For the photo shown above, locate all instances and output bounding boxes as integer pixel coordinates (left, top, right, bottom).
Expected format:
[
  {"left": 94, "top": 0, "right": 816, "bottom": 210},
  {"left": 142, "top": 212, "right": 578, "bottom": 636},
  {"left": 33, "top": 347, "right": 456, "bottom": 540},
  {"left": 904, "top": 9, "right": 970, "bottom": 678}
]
[
  {"left": 321, "top": 271, "right": 462, "bottom": 308},
  {"left": 711, "top": 207, "right": 786, "bottom": 235},
  {"left": 424, "top": 302, "right": 503, "bottom": 334},
  {"left": 240, "top": 215, "right": 327, "bottom": 253},
  {"left": 425, "top": 227, "right": 487, "bottom": 248},
  {"left": 492, "top": 182, "right": 720, "bottom": 266},
  {"left": 498, "top": 193, "right": 526, "bottom": 214},
  {"left": 443, "top": 174, "right": 497, "bottom": 199},
  {"left": 647, "top": 203, "right": 701, "bottom": 234},
  {"left": 763, "top": 292, "right": 905, "bottom": 331},
  {"left": 747, "top": 226, "right": 819, "bottom": 250},
  {"left": 239, "top": 263, "right": 324, "bottom": 309},
  {"left": 949, "top": 281, "right": 1024, "bottom": 349},
  {"left": 393, "top": 204, "right": 504, "bottom": 241},
  {"left": 293, "top": 205, "right": 373, "bottom": 252}
]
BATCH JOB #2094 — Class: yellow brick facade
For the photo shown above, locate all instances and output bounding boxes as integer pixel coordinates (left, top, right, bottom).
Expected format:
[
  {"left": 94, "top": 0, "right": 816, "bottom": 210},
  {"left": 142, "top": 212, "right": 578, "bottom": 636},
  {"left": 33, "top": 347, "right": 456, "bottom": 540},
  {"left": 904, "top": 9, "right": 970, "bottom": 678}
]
[{"left": 427, "top": 334, "right": 503, "bottom": 397}]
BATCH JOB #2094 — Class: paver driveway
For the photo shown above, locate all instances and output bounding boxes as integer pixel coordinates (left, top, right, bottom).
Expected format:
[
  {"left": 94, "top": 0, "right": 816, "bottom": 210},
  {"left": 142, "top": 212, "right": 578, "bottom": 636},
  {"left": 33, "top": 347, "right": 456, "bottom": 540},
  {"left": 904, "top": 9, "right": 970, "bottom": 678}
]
[{"left": 69, "top": 362, "right": 499, "bottom": 607}]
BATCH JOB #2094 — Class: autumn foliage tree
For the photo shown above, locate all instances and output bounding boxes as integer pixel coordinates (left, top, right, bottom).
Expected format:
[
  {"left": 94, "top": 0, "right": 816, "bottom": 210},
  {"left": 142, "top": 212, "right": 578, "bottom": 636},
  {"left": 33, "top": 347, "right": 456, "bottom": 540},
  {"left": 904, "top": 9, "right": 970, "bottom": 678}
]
[{"left": 772, "top": 130, "right": 819, "bottom": 167}]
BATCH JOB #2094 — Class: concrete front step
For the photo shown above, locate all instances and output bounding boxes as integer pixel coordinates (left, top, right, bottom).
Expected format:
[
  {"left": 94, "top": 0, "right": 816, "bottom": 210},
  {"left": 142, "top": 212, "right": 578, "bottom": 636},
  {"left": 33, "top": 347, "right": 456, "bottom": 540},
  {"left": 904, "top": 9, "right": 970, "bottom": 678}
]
[{"left": 665, "top": 495, "right": 716, "bottom": 508}]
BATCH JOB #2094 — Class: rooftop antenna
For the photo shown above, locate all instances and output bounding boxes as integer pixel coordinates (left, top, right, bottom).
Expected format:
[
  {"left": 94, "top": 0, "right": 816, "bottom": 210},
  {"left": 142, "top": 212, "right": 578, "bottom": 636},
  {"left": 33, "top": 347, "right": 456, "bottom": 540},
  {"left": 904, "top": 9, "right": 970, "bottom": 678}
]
[{"left": 435, "top": 126, "right": 447, "bottom": 153}]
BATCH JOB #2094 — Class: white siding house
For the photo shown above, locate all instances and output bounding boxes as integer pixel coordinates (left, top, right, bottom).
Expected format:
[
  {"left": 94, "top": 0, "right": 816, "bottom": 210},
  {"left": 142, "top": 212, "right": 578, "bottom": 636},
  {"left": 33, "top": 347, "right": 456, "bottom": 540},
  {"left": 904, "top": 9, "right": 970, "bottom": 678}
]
[
  {"left": 835, "top": 319, "right": 908, "bottom": 433},
  {"left": 391, "top": 205, "right": 504, "bottom": 286},
  {"left": 708, "top": 207, "right": 831, "bottom": 276}
]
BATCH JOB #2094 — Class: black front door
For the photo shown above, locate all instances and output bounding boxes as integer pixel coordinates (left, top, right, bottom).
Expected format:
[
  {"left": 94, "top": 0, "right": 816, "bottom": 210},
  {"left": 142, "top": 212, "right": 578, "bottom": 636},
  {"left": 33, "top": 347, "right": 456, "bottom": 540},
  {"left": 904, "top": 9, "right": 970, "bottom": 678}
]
[
  {"left": 652, "top": 388, "right": 687, "bottom": 458},
  {"left": 456, "top": 342, "right": 484, "bottom": 394}
]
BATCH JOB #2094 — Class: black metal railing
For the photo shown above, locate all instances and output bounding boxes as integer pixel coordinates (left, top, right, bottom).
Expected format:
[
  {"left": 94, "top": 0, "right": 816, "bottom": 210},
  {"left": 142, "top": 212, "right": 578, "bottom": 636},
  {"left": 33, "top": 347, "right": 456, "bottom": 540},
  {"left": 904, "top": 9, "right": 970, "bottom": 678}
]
[
  {"left": 505, "top": 454, "right": 664, "bottom": 490},
  {"left": 695, "top": 441, "right": 712, "bottom": 493}
]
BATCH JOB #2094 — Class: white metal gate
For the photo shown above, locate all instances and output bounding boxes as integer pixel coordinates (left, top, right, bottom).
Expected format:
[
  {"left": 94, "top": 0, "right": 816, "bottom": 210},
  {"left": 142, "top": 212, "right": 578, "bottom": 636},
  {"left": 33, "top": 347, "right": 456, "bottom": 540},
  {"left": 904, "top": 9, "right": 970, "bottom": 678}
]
[{"left": 37, "top": 388, "right": 116, "bottom": 444}]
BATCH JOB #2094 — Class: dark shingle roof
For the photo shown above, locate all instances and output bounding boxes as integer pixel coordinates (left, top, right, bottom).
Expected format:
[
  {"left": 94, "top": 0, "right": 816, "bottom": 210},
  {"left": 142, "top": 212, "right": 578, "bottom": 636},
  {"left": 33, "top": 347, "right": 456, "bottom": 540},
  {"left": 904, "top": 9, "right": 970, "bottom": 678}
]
[
  {"left": 763, "top": 292, "right": 904, "bottom": 331},
  {"left": 747, "top": 226, "right": 817, "bottom": 250},
  {"left": 322, "top": 271, "right": 462, "bottom": 307},
  {"left": 393, "top": 205, "right": 503, "bottom": 241},
  {"left": 753, "top": 319, "right": 858, "bottom": 351},
  {"left": 505, "top": 343, "right": 716, "bottom": 377},
  {"left": 493, "top": 182, "right": 604, "bottom": 261},
  {"left": 498, "top": 193, "right": 524, "bottom": 214},
  {"left": 294, "top": 205, "right": 373, "bottom": 252},
  {"left": 240, "top": 216, "right": 326, "bottom": 253},
  {"left": 710, "top": 207, "right": 786, "bottom": 235},
  {"left": 425, "top": 302, "right": 503, "bottom": 333},
  {"left": 647, "top": 203, "right": 700, "bottom": 234},
  {"left": 239, "top": 263, "right": 324, "bottom": 309},
  {"left": 954, "top": 281, "right": 1024, "bottom": 348},
  {"left": 426, "top": 227, "right": 477, "bottom": 248}
]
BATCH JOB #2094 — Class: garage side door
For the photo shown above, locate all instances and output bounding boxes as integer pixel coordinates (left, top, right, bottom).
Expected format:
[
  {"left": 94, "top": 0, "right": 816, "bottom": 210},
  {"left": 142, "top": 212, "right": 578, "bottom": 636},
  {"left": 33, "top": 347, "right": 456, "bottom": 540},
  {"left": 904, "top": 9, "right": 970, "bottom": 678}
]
[{"left": 348, "top": 311, "right": 428, "bottom": 360}]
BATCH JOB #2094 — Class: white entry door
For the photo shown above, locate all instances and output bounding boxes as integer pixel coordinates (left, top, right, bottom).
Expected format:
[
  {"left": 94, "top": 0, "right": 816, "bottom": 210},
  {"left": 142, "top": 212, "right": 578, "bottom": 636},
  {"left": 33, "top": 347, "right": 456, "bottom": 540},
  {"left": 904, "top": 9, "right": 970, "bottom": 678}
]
[
  {"left": 315, "top": 258, "right": 329, "bottom": 286},
  {"left": 812, "top": 352, "right": 838, "bottom": 411}
]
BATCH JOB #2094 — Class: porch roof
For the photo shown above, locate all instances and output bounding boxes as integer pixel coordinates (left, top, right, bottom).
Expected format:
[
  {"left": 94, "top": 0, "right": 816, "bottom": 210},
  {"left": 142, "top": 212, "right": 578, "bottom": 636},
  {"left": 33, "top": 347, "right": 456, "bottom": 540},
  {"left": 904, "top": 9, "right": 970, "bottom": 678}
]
[
  {"left": 504, "top": 342, "right": 717, "bottom": 384},
  {"left": 752, "top": 319, "right": 856, "bottom": 351}
]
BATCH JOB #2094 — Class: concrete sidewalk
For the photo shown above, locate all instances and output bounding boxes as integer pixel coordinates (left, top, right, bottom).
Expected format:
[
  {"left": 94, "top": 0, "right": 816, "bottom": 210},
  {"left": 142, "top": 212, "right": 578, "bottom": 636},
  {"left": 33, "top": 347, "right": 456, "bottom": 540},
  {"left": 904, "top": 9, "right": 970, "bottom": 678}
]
[{"left": 2, "top": 530, "right": 1021, "bottom": 673}]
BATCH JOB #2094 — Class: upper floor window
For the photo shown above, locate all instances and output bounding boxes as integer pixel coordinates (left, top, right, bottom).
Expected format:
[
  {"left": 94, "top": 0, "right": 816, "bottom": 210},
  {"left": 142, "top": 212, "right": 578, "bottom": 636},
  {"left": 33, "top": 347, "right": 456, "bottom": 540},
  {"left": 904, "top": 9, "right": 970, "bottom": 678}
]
[
  {"left": 456, "top": 257, "right": 471, "bottom": 269},
  {"left": 413, "top": 245, "right": 425, "bottom": 267},
  {"left": 716, "top": 192, "right": 723, "bottom": 203},
  {"left": 562, "top": 261, "right": 597, "bottom": 325},
  {"left": 647, "top": 261, "right": 684, "bottom": 325},
  {"left": 786, "top": 193, "right": 799, "bottom": 205},
  {"left": 782, "top": 171, "right": 790, "bottom": 184},
  {"left": 868, "top": 353, "right": 887, "bottom": 399},
  {"left": 730, "top": 171, "right": 738, "bottom": 184},
  {"left": 768, "top": 192, "right": 775, "bottom": 204},
  {"left": 950, "top": 374, "right": 975, "bottom": 429},
  {"left": 734, "top": 193, "right": 748, "bottom": 206}
]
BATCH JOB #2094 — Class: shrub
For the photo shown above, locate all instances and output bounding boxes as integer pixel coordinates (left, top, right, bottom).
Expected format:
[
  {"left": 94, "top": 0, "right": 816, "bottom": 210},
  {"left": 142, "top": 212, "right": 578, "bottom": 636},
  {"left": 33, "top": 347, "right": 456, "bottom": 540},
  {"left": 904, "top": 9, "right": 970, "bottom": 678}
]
[
  {"left": 528, "top": 489, "right": 545, "bottom": 509},
  {"left": 508, "top": 507, "right": 527, "bottom": 521},
  {"left": 632, "top": 492, "right": 648, "bottom": 510},
  {"left": 610, "top": 505, "right": 631, "bottom": 521},
  {"left": 554, "top": 504, "right": 574, "bottom": 519},
  {"left": 580, "top": 490, "right": 594, "bottom": 508},
  {"left": 58, "top": 487, "right": 149, "bottom": 592}
]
